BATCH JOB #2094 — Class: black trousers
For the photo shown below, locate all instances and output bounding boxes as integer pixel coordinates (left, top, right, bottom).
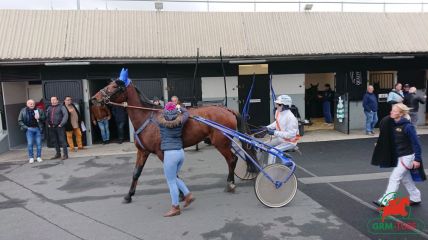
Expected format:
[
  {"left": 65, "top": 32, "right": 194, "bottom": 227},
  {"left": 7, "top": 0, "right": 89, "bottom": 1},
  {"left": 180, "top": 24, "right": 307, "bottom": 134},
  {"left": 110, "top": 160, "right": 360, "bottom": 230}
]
[
  {"left": 116, "top": 121, "right": 126, "bottom": 140},
  {"left": 48, "top": 127, "right": 68, "bottom": 156}
]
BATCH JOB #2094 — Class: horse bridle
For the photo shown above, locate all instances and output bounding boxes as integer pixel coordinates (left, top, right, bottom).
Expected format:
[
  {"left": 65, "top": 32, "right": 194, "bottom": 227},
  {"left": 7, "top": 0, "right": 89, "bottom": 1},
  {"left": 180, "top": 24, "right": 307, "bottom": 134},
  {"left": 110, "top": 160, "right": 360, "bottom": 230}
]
[
  {"left": 98, "top": 83, "right": 162, "bottom": 111},
  {"left": 98, "top": 82, "right": 126, "bottom": 105}
]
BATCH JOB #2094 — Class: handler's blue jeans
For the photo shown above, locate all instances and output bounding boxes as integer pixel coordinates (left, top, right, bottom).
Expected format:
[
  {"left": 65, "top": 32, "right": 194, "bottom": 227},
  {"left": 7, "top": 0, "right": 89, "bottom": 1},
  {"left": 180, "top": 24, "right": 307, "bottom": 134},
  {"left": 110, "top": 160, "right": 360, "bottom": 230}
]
[
  {"left": 323, "top": 101, "right": 333, "bottom": 123},
  {"left": 26, "top": 127, "right": 42, "bottom": 158},
  {"left": 163, "top": 149, "right": 190, "bottom": 206}
]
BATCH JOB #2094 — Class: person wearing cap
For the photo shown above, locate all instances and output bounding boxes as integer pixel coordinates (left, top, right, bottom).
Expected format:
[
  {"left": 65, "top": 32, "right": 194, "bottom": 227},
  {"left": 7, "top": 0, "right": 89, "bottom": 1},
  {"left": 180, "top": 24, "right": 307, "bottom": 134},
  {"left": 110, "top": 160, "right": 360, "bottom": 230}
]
[
  {"left": 403, "top": 87, "right": 426, "bottom": 125},
  {"left": 158, "top": 101, "right": 194, "bottom": 217},
  {"left": 262, "top": 95, "right": 299, "bottom": 165},
  {"left": 403, "top": 84, "right": 410, "bottom": 98}
]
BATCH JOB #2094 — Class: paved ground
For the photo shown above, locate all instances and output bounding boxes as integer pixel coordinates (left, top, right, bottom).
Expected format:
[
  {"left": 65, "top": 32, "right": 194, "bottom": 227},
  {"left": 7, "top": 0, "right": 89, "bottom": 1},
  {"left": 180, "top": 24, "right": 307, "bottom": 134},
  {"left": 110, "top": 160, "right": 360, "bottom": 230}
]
[{"left": 1, "top": 132, "right": 428, "bottom": 240}]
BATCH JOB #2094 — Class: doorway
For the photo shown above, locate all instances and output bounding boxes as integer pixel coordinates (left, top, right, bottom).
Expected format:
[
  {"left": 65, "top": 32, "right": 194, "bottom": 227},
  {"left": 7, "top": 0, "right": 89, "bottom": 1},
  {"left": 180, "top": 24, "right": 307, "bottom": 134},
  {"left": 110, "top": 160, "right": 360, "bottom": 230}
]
[
  {"left": 88, "top": 79, "right": 129, "bottom": 144},
  {"left": 304, "top": 73, "right": 335, "bottom": 131},
  {"left": 238, "top": 74, "right": 270, "bottom": 127}
]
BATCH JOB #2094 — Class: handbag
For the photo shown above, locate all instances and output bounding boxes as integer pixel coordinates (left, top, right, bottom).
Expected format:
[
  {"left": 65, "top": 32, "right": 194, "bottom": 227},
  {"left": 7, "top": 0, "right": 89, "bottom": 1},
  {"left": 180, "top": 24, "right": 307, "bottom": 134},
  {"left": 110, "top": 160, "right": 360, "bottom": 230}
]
[{"left": 400, "top": 159, "right": 423, "bottom": 182}]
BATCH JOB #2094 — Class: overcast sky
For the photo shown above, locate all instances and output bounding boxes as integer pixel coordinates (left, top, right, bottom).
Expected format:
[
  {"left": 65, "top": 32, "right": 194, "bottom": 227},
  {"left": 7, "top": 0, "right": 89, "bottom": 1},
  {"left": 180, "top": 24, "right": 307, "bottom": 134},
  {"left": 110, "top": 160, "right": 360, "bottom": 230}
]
[{"left": 0, "top": 0, "right": 426, "bottom": 12}]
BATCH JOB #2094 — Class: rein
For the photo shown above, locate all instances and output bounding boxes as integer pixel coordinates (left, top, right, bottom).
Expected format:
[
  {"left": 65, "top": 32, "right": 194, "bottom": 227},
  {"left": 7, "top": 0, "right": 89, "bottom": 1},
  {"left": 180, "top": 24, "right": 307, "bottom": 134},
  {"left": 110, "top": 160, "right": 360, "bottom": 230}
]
[{"left": 107, "top": 101, "right": 162, "bottom": 111}]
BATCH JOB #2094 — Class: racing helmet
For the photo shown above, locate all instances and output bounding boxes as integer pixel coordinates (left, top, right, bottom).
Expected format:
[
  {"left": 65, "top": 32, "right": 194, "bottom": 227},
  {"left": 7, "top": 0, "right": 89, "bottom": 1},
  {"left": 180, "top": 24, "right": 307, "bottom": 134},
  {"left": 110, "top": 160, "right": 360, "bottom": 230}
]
[{"left": 274, "top": 95, "right": 292, "bottom": 107}]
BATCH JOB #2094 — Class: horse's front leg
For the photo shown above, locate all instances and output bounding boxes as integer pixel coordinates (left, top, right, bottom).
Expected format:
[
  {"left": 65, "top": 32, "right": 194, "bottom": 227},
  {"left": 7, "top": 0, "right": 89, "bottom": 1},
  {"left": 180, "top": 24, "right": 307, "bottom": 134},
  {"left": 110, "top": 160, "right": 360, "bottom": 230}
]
[{"left": 123, "top": 150, "right": 150, "bottom": 203}]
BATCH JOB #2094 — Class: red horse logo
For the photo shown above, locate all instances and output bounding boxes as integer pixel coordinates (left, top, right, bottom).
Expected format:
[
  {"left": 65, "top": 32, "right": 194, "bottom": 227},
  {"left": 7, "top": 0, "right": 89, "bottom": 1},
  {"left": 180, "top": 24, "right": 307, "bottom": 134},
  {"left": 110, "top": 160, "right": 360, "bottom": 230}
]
[{"left": 378, "top": 197, "right": 410, "bottom": 222}]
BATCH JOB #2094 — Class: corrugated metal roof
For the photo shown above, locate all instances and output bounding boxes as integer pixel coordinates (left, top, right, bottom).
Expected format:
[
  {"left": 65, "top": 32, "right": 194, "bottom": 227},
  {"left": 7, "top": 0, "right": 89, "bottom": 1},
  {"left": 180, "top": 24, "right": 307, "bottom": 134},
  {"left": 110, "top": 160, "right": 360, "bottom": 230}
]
[{"left": 1, "top": 10, "right": 428, "bottom": 62}]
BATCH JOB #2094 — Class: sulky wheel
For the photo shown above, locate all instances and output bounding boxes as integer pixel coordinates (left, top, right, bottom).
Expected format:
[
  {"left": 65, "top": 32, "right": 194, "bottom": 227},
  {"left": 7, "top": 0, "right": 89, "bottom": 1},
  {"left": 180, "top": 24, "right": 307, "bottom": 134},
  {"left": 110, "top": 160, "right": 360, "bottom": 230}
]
[
  {"left": 234, "top": 157, "right": 258, "bottom": 180},
  {"left": 254, "top": 163, "right": 297, "bottom": 208}
]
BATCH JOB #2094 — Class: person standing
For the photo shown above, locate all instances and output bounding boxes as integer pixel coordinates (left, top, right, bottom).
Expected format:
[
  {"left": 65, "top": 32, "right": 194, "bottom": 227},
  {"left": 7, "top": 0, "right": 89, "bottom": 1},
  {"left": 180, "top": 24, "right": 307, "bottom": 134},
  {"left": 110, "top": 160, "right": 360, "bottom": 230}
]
[
  {"left": 91, "top": 102, "right": 111, "bottom": 144},
  {"left": 152, "top": 96, "right": 161, "bottom": 106},
  {"left": 18, "top": 99, "right": 46, "bottom": 163},
  {"left": 402, "top": 84, "right": 410, "bottom": 98},
  {"left": 64, "top": 96, "right": 83, "bottom": 152},
  {"left": 35, "top": 98, "right": 46, "bottom": 112},
  {"left": 372, "top": 103, "right": 426, "bottom": 207},
  {"left": 386, "top": 83, "right": 404, "bottom": 105},
  {"left": 403, "top": 87, "right": 426, "bottom": 126},
  {"left": 171, "top": 95, "right": 183, "bottom": 112},
  {"left": 318, "top": 84, "right": 334, "bottom": 124},
  {"left": 158, "top": 102, "right": 194, "bottom": 217},
  {"left": 46, "top": 96, "right": 69, "bottom": 160},
  {"left": 111, "top": 105, "right": 128, "bottom": 144},
  {"left": 362, "top": 85, "right": 378, "bottom": 135}
]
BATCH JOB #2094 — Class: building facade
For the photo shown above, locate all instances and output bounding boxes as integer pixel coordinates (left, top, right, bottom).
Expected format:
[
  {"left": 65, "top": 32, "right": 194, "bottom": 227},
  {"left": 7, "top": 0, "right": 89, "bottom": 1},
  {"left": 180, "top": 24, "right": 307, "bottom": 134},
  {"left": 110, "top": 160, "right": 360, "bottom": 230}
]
[{"left": 1, "top": 10, "right": 427, "bottom": 153}]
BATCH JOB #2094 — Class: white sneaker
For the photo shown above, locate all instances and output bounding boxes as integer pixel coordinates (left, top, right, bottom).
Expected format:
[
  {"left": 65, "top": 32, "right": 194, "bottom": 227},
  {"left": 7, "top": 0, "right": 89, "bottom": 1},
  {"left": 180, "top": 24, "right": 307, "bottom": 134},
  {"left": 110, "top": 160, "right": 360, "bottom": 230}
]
[
  {"left": 36, "top": 157, "right": 43, "bottom": 163},
  {"left": 29, "top": 158, "right": 34, "bottom": 164}
]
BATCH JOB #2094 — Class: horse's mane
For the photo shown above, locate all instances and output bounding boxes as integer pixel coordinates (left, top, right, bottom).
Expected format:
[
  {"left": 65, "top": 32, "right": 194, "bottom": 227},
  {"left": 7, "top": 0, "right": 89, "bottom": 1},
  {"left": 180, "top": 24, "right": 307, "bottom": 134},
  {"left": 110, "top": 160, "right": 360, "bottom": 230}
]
[{"left": 133, "top": 84, "right": 163, "bottom": 110}]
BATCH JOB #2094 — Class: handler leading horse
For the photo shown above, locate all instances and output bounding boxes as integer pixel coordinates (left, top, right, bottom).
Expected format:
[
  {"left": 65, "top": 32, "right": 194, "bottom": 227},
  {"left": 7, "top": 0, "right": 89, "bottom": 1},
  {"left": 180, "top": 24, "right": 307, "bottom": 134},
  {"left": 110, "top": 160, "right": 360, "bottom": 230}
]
[{"left": 92, "top": 72, "right": 251, "bottom": 203}]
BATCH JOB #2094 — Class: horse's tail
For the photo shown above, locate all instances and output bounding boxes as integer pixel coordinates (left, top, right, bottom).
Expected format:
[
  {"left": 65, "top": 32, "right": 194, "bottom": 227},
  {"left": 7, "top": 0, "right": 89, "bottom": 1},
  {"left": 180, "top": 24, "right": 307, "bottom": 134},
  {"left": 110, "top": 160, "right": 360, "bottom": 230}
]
[{"left": 231, "top": 109, "right": 258, "bottom": 174}]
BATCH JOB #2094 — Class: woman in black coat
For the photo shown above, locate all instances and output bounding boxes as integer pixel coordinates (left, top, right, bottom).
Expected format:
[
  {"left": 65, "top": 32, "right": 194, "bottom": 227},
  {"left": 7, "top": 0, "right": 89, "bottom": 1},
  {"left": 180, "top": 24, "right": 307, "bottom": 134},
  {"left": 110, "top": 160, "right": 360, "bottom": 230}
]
[{"left": 372, "top": 103, "right": 426, "bottom": 207}]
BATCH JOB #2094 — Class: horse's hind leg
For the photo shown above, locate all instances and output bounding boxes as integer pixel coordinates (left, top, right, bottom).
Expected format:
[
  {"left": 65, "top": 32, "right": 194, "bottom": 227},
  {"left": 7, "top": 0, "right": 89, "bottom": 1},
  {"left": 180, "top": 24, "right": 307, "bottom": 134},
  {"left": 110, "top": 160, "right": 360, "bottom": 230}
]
[
  {"left": 212, "top": 135, "right": 238, "bottom": 192},
  {"left": 123, "top": 150, "right": 150, "bottom": 203}
]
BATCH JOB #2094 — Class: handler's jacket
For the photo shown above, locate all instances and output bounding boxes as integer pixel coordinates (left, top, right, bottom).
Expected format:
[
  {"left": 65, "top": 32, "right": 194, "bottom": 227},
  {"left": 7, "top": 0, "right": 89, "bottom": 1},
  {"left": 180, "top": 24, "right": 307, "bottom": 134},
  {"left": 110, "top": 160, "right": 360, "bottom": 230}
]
[{"left": 266, "top": 109, "right": 299, "bottom": 143}]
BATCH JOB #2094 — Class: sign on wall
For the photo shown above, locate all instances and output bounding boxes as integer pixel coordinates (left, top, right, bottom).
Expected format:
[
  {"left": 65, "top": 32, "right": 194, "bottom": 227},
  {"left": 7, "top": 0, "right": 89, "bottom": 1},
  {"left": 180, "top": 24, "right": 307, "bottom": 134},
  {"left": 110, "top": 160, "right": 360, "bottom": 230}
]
[{"left": 336, "top": 71, "right": 367, "bottom": 101}]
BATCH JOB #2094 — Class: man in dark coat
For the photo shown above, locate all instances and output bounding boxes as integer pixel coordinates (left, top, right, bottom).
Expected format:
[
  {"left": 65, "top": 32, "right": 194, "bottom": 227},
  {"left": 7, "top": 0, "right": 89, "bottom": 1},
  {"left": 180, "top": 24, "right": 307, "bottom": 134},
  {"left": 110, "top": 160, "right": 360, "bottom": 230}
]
[
  {"left": 111, "top": 105, "right": 128, "bottom": 144},
  {"left": 403, "top": 87, "right": 426, "bottom": 125}
]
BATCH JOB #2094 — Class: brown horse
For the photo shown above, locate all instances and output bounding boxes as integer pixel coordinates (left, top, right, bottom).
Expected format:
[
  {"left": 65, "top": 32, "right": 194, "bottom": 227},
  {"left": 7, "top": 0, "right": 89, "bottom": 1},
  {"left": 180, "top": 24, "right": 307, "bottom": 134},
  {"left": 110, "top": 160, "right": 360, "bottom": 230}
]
[{"left": 92, "top": 80, "right": 250, "bottom": 203}]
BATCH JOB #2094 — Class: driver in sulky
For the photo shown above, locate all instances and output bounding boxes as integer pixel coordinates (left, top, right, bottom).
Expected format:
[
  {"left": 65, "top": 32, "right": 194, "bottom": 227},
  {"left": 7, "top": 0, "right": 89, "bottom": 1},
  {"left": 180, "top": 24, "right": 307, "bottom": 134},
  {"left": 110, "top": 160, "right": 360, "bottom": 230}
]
[{"left": 261, "top": 95, "right": 299, "bottom": 165}]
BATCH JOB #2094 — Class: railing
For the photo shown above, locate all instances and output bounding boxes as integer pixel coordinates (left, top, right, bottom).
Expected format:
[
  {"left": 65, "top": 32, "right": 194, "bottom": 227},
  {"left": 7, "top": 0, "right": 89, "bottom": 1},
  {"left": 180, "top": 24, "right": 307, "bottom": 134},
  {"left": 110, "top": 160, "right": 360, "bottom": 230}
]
[
  {"left": 102, "top": 0, "right": 428, "bottom": 13},
  {"left": 27, "top": 0, "right": 428, "bottom": 12}
]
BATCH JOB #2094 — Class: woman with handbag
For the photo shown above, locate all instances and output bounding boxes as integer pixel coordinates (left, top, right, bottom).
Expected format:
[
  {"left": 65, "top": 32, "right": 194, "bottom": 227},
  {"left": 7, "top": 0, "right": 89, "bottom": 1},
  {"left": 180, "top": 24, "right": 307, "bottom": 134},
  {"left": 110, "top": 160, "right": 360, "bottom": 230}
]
[{"left": 372, "top": 103, "right": 426, "bottom": 207}]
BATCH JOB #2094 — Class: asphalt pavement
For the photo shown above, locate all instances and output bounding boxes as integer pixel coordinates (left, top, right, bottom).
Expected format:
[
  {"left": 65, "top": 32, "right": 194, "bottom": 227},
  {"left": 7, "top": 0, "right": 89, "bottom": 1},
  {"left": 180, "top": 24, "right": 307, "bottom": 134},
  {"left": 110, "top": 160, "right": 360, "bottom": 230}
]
[{"left": 1, "top": 135, "right": 427, "bottom": 240}]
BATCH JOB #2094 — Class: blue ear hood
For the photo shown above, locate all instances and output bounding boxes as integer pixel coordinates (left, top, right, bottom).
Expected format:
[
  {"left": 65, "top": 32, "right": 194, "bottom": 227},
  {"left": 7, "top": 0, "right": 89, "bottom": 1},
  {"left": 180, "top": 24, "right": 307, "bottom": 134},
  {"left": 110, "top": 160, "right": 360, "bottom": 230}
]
[{"left": 119, "top": 68, "right": 131, "bottom": 87}]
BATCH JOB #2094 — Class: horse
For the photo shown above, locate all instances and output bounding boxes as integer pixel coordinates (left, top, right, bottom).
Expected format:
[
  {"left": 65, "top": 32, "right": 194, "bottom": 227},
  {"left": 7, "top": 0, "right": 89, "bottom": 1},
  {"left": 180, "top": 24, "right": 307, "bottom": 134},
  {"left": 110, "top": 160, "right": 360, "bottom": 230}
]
[{"left": 91, "top": 80, "right": 253, "bottom": 203}]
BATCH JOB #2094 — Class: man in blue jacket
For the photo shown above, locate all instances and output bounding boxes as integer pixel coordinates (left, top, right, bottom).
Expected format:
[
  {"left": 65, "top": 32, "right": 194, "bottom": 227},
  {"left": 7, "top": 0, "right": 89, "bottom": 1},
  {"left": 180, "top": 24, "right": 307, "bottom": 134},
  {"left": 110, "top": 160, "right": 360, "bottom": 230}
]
[{"left": 363, "top": 85, "right": 378, "bottom": 135}]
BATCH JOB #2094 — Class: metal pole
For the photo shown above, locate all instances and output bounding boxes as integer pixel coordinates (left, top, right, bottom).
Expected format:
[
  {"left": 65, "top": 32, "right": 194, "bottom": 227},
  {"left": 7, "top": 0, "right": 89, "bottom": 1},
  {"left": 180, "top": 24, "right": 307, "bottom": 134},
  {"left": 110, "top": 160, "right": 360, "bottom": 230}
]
[
  {"left": 77, "top": 0, "right": 80, "bottom": 10},
  {"left": 0, "top": 110, "right": 3, "bottom": 135}
]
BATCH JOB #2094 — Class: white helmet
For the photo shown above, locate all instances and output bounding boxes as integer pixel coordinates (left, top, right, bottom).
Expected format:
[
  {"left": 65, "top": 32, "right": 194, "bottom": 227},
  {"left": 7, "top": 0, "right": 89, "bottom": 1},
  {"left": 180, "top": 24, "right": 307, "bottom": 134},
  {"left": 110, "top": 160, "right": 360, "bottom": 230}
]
[{"left": 274, "top": 95, "right": 292, "bottom": 107}]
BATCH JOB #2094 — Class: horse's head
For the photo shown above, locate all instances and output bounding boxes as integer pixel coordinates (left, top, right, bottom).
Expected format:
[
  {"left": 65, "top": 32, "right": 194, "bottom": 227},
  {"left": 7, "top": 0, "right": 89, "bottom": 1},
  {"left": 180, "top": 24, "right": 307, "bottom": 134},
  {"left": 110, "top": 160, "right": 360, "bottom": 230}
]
[{"left": 92, "top": 80, "right": 128, "bottom": 105}]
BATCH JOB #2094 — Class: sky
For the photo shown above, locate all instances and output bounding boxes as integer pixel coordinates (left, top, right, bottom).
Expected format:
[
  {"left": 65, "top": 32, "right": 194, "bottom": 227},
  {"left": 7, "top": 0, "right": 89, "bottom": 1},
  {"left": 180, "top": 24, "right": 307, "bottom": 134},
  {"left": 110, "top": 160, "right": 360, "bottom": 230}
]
[{"left": 0, "top": 0, "right": 427, "bottom": 12}]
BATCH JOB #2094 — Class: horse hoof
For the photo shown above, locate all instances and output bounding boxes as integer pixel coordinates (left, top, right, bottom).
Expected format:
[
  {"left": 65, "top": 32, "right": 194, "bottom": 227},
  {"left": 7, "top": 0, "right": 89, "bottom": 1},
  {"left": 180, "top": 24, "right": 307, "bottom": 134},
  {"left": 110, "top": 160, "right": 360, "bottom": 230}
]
[
  {"left": 123, "top": 195, "right": 132, "bottom": 203},
  {"left": 225, "top": 183, "right": 236, "bottom": 193}
]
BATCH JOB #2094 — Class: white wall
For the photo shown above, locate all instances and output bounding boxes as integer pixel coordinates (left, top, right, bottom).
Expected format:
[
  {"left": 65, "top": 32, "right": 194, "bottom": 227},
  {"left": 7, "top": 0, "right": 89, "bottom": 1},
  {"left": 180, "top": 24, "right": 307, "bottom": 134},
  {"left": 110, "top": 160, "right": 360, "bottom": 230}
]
[
  {"left": 349, "top": 101, "right": 366, "bottom": 130},
  {"left": 2, "top": 82, "right": 27, "bottom": 147},
  {"left": 3, "top": 82, "right": 27, "bottom": 105},
  {"left": 271, "top": 74, "right": 305, "bottom": 121},
  {"left": 416, "top": 89, "right": 427, "bottom": 126},
  {"left": 27, "top": 84, "right": 43, "bottom": 101},
  {"left": 201, "top": 76, "right": 239, "bottom": 112}
]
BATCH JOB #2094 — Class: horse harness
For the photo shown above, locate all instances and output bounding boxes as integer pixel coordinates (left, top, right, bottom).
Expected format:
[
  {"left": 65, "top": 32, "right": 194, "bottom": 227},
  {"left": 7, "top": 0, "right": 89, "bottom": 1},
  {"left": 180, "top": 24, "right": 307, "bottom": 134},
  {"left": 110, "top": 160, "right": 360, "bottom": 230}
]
[{"left": 107, "top": 101, "right": 161, "bottom": 150}]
